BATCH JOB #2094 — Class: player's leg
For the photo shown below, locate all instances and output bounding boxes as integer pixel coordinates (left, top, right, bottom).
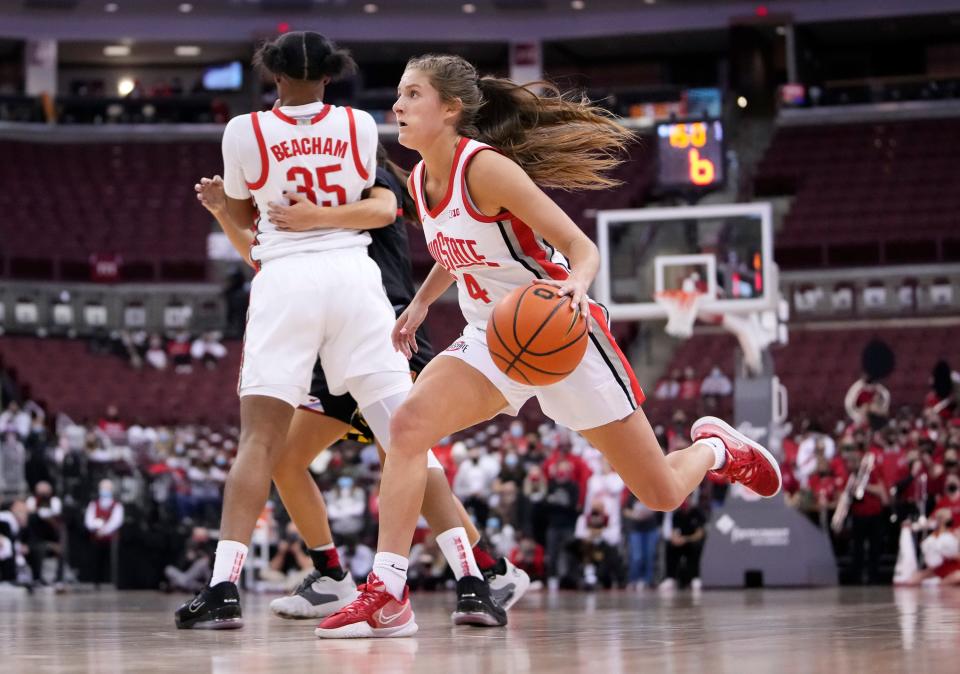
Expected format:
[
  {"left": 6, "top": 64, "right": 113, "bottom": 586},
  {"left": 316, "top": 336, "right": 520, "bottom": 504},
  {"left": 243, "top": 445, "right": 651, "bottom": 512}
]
[
  {"left": 175, "top": 394, "right": 295, "bottom": 630},
  {"left": 403, "top": 319, "right": 523, "bottom": 600},
  {"left": 220, "top": 396, "right": 297, "bottom": 541},
  {"left": 555, "top": 308, "right": 780, "bottom": 509},
  {"left": 316, "top": 355, "right": 514, "bottom": 638},
  {"left": 272, "top": 409, "right": 347, "bottom": 550},
  {"left": 377, "top": 441, "right": 529, "bottom": 609},
  {"left": 581, "top": 409, "right": 715, "bottom": 511},
  {"left": 270, "top": 408, "right": 359, "bottom": 619},
  {"left": 448, "top": 492, "right": 531, "bottom": 609},
  {"left": 176, "top": 257, "right": 326, "bottom": 630},
  {"left": 350, "top": 366, "right": 509, "bottom": 628}
]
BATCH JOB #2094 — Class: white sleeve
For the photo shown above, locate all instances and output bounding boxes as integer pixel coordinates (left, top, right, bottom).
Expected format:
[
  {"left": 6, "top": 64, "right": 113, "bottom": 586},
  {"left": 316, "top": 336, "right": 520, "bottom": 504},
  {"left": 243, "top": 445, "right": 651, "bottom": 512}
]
[
  {"left": 221, "top": 115, "right": 252, "bottom": 200},
  {"left": 844, "top": 380, "right": 863, "bottom": 421},
  {"left": 0, "top": 534, "right": 12, "bottom": 561},
  {"left": 102, "top": 503, "right": 124, "bottom": 536},
  {"left": 84, "top": 502, "right": 98, "bottom": 531}
]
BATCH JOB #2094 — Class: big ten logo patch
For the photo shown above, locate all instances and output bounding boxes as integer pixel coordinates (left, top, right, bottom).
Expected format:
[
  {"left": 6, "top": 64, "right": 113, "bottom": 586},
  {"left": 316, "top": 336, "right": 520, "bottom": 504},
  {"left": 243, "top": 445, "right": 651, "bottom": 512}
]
[{"left": 446, "top": 340, "right": 469, "bottom": 353}]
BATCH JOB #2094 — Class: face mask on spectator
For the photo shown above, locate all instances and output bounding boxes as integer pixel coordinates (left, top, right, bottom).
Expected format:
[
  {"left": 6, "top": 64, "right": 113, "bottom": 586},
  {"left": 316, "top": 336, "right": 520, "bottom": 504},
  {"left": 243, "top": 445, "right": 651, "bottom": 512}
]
[
  {"left": 505, "top": 454, "right": 518, "bottom": 468},
  {"left": 215, "top": 455, "right": 227, "bottom": 467},
  {"left": 99, "top": 489, "right": 113, "bottom": 500},
  {"left": 510, "top": 423, "right": 523, "bottom": 438},
  {"left": 338, "top": 477, "right": 354, "bottom": 490}
]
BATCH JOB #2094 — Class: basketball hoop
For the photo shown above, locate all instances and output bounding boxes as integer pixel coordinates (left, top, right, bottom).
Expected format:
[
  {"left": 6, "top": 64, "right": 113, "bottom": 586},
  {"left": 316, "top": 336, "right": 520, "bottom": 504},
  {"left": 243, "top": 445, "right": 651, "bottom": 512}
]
[{"left": 654, "top": 290, "right": 705, "bottom": 338}]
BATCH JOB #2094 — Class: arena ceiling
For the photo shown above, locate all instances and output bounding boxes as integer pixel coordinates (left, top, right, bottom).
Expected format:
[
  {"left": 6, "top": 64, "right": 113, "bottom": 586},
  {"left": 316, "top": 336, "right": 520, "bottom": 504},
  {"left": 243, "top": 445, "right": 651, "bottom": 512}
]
[{"left": 2, "top": 0, "right": 959, "bottom": 44}]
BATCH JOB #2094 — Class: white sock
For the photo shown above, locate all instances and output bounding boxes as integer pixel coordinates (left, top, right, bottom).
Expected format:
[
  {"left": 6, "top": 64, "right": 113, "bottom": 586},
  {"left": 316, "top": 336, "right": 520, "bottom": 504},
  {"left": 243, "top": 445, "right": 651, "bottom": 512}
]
[
  {"left": 697, "top": 437, "right": 728, "bottom": 471},
  {"left": 435, "top": 526, "right": 483, "bottom": 581},
  {"left": 210, "top": 540, "right": 248, "bottom": 586},
  {"left": 372, "top": 552, "right": 409, "bottom": 601},
  {"left": 311, "top": 543, "right": 335, "bottom": 551}
]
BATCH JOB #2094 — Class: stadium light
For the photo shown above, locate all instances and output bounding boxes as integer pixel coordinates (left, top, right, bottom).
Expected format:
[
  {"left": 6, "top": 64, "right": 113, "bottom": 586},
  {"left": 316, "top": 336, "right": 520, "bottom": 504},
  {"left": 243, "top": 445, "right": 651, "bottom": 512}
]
[
  {"left": 179, "top": 3, "right": 193, "bottom": 13},
  {"left": 363, "top": 3, "right": 378, "bottom": 13},
  {"left": 104, "top": 2, "right": 118, "bottom": 12},
  {"left": 103, "top": 45, "right": 130, "bottom": 57},
  {"left": 117, "top": 78, "right": 135, "bottom": 96},
  {"left": 175, "top": 46, "right": 201, "bottom": 57},
  {"left": 462, "top": 3, "right": 476, "bottom": 13},
  {"left": 571, "top": 0, "right": 585, "bottom": 9}
]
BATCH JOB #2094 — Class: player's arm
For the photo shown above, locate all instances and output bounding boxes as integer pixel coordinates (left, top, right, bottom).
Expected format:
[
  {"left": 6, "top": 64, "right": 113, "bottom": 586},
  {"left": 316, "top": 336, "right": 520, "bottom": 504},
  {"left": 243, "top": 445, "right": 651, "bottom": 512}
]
[
  {"left": 466, "top": 151, "right": 598, "bottom": 322},
  {"left": 392, "top": 263, "right": 455, "bottom": 359},
  {"left": 266, "top": 186, "right": 397, "bottom": 232},
  {"left": 195, "top": 175, "right": 257, "bottom": 269}
]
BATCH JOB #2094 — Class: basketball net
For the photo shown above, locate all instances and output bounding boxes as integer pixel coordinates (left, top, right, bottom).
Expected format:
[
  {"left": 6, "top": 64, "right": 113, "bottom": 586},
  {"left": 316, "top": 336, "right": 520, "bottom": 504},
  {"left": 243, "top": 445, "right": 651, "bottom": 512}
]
[{"left": 654, "top": 290, "right": 705, "bottom": 339}]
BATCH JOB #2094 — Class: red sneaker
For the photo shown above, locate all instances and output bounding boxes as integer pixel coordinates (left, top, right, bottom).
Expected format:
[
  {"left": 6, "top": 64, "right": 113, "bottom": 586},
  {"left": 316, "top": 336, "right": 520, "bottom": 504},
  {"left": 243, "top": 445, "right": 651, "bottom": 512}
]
[
  {"left": 690, "top": 416, "right": 782, "bottom": 498},
  {"left": 314, "top": 573, "right": 418, "bottom": 639}
]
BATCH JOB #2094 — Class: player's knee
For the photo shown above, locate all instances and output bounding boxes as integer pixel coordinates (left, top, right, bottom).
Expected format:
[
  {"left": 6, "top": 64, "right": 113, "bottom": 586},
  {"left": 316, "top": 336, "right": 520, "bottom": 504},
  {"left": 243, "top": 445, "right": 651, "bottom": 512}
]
[
  {"left": 637, "top": 482, "right": 685, "bottom": 512},
  {"left": 237, "top": 429, "right": 281, "bottom": 458},
  {"left": 388, "top": 402, "right": 429, "bottom": 459},
  {"left": 270, "top": 459, "right": 301, "bottom": 486}
]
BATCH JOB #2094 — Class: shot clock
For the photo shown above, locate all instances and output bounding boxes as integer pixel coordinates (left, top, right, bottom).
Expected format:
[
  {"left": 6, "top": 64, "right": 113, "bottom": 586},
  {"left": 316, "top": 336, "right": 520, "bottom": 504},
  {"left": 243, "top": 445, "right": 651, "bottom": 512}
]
[{"left": 655, "top": 120, "right": 725, "bottom": 192}]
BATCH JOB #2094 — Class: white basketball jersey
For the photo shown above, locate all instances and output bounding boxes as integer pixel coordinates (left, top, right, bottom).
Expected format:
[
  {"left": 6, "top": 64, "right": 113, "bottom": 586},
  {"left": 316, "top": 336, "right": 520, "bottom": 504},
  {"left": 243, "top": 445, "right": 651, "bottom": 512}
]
[
  {"left": 221, "top": 101, "right": 378, "bottom": 265},
  {"left": 411, "top": 138, "right": 570, "bottom": 331}
]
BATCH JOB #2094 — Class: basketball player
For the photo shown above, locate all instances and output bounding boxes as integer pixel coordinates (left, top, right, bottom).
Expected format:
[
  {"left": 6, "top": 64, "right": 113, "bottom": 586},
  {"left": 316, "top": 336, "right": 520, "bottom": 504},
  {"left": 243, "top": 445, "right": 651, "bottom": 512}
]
[
  {"left": 175, "top": 35, "right": 507, "bottom": 632},
  {"left": 192, "top": 149, "right": 528, "bottom": 622},
  {"left": 316, "top": 55, "right": 782, "bottom": 638}
]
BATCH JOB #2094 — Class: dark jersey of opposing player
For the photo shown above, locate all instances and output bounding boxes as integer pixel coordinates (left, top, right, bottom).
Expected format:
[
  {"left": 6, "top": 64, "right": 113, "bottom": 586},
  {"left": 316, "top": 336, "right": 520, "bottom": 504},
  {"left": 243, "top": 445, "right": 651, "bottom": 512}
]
[{"left": 369, "top": 166, "right": 417, "bottom": 308}]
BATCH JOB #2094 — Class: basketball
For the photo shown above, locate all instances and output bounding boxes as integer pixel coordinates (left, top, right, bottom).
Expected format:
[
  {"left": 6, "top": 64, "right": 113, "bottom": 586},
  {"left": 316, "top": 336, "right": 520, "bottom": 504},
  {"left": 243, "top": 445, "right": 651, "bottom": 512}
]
[{"left": 486, "top": 282, "right": 589, "bottom": 386}]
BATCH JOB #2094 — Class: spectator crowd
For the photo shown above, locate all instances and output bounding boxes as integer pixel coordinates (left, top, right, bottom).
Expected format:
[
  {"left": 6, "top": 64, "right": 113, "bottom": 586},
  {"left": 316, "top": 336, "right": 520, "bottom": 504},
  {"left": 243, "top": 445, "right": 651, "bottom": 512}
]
[{"left": 1, "top": 356, "right": 958, "bottom": 595}]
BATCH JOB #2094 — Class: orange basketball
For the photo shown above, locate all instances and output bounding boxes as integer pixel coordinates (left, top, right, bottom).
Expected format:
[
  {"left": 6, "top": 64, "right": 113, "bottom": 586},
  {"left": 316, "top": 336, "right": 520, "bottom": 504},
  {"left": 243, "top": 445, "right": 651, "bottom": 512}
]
[{"left": 486, "top": 282, "right": 589, "bottom": 386}]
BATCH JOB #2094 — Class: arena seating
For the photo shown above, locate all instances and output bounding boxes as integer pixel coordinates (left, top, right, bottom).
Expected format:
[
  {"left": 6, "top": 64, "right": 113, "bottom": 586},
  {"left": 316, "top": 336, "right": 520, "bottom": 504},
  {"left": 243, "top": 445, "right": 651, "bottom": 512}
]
[
  {"left": 646, "top": 324, "right": 960, "bottom": 428},
  {"left": 0, "top": 134, "right": 653, "bottom": 284},
  {"left": 0, "top": 140, "right": 221, "bottom": 282},
  {"left": 754, "top": 118, "right": 960, "bottom": 269},
  {"left": 0, "top": 336, "right": 242, "bottom": 426}
]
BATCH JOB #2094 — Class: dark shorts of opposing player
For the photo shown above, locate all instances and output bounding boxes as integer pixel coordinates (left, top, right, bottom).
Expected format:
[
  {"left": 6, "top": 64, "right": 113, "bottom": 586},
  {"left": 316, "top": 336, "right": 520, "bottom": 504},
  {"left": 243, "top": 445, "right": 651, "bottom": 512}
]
[{"left": 299, "top": 324, "right": 435, "bottom": 441}]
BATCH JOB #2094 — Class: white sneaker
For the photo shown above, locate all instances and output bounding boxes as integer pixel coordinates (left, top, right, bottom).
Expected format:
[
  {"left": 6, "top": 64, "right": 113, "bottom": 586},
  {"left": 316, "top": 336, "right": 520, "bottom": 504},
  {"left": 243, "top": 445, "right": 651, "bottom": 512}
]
[
  {"left": 691, "top": 577, "right": 702, "bottom": 592},
  {"left": 486, "top": 557, "right": 531, "bottom": 611},
  {"left": 658, "top": 578, "right": 677, "bottom": 592},
  {"left": 270, "top": 570, "right": 359, "bottom": 620}
]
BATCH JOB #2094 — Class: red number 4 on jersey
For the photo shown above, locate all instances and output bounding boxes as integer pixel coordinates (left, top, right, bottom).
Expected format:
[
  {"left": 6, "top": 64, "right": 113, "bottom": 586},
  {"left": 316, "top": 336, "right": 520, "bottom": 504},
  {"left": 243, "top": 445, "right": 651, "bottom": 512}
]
[{"left": 463, "top": 273, "right": 491, "bottom": 304}]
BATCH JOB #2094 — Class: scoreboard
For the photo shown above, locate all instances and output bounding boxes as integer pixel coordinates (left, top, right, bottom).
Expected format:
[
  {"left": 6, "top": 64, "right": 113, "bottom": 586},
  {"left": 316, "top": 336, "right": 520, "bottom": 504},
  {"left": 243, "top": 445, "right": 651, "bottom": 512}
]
[{"left": 655, "top": 120, "right": 725, "bottom": 191}]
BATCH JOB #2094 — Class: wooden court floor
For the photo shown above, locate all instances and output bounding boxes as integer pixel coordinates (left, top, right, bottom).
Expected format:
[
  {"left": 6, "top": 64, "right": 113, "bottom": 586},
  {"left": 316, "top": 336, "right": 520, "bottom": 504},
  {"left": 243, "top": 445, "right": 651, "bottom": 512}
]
[{"left": 2, "top": 586, "right": 959, "bottom": 673}]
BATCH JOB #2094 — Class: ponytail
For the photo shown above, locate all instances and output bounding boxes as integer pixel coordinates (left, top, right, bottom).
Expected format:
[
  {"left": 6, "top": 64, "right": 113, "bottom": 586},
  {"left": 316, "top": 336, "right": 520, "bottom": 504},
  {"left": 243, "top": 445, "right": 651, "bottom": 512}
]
[{"left": 474, "top": 77, "right": 633, "bottom": 191}]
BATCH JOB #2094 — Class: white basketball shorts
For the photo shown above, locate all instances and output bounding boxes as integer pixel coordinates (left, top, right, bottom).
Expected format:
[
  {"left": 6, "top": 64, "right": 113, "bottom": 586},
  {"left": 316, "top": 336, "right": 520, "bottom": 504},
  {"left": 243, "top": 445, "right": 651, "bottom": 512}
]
[
  {"left": 239, "top": 248, "right": 410, "bottom": 408},
  {"left": 439, "top": 304, "right": 645, "bottom": 431}
]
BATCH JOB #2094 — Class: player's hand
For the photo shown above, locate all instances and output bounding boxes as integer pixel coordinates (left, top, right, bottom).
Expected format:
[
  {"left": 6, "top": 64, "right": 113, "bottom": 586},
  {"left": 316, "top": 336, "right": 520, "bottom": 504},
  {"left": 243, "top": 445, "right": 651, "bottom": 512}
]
[
  {"left": 194, "top": 176, "right": 227, "bottom": 215},
  {"left": 269, "top": 191, "right": 328, "bottom": 231},
  {"left": 532, "top": 275, "right": 592, "bottom": 332},
  {"left": 392, "top": 301, "right": 428, "bottom": 359}
]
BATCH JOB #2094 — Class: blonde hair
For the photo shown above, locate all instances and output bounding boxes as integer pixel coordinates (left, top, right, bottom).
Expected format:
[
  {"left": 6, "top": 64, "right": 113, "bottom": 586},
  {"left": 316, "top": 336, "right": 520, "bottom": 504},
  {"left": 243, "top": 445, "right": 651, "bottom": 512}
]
[{"left": 407, "top": 54, "right": 633, "bottom": 191}]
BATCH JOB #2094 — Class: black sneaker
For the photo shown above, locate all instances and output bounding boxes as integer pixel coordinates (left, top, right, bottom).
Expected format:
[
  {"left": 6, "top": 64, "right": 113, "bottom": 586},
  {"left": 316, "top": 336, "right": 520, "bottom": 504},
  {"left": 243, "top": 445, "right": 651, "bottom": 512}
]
[
  {"left": 451, "top": 575, "right": 507, "bottom": 627},
  {"left": 175, "top": 581, "right": 243, "bottom": 630}
]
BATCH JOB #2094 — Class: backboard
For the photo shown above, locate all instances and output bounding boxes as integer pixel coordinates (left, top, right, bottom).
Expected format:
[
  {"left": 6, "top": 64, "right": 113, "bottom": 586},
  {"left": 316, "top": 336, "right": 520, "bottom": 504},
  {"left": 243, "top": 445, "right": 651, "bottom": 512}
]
[{"left": 594, "top": 202, "right": 777, "bottom": 321}]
